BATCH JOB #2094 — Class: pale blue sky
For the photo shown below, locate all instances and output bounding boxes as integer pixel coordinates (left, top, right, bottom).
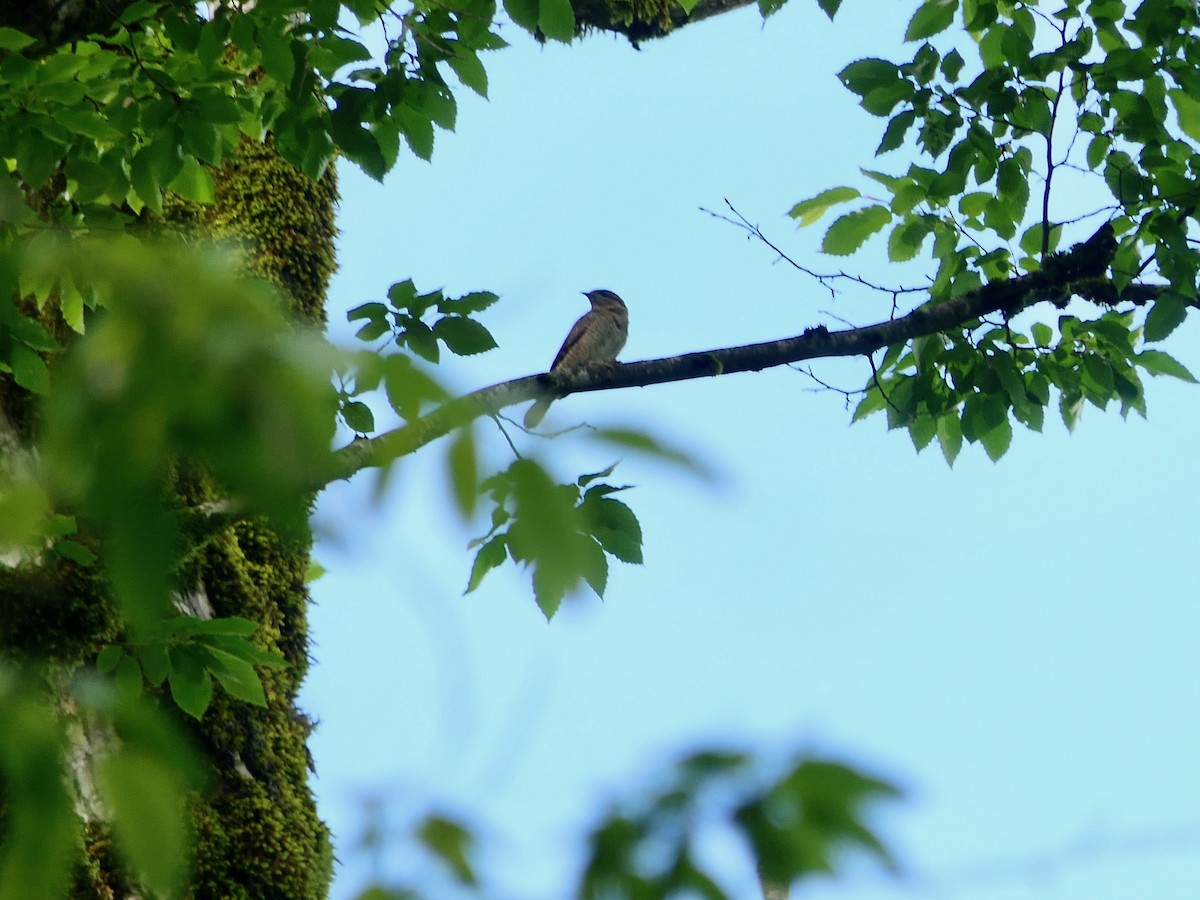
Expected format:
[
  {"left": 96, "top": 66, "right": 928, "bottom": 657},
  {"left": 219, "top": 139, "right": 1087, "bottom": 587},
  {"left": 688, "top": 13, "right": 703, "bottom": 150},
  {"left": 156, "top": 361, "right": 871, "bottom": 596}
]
[{"left": 300, "top": 2, "right": 1200, "bottom": 897}]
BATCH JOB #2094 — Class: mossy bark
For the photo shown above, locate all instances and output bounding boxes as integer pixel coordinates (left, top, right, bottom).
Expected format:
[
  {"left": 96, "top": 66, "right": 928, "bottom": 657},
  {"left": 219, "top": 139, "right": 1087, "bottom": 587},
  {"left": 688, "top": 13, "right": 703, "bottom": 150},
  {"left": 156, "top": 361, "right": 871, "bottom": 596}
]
[
  {"left": 0, "top": 134, "right": 339, "bottom": 897},
  {"left": 155, "top": 141, "right": 339, "bottom": 899}
]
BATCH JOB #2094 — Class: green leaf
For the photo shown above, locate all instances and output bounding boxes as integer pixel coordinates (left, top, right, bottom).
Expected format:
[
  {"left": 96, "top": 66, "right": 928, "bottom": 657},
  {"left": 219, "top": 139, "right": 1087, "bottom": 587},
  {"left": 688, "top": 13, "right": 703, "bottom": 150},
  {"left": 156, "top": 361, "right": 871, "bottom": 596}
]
[
  {"left": 115, "top": 654, "right": 144, "bottom": 699},
  {"left": 1135, "top": 349, "right": 1197, "bottom": 382},
  {"left": 839, "top": 58, "right": 912, "bottom": 115},
  {"left": 55, "top": 107, "right": 124, "bottom": 143},
  {"left": 167, "top": 645, "right": 214, "bottom": 719},
  {"left": 992, "top": 356, "right": 1031, "bottom": 415},
  {"left": 908, "top": 414, "right": 936, "bottom": 451},
  {"left": 0, "top": 27, "right": 35, "bottom": 50},
  {"left": 821, "top": 205, "right": 891, "bottom": 255},
  {"left": 815, "top": 0, "right": 841, "bottom": 17},
  {"left": 1018, "top": 222, "right": 1055, "bottom": 258},
  {"left": 0, "top": 691, "right": 79, "bottom": 899},
  {"left": 196, "top": 17, "right": 230, "bottom": 66},
  {"left": 259, "top": 27, "right": 297, "bottom": 87},
  {"left": 382, "top": 353, "right": 446, "bottom": 420},
  {"left": 852, "top": 384, "right": 887, "bottom": 422},
  {"left": 354, "top": 316, "right": 390, "bottom": 342},
  {"left": 582, "top": 494, "right": 643, "bottom": 564},
  {"left": 905, "top": 0, "right": 958, "bottom": 41},
  {"left": 577, "top": 464, "right": 618, "bottom": 488},
  {"left": 42, "top": 513, "right": 75, "bottom": 538},
  {"left": 1013, "top": 397, "right": 1044, "bottom": 432},
  {"left": 53, "top": 539, "right": 97, "bottom": 565},
  {"left": 434, "top": 315, "right": 498, "bottom": 355},
  {"left": 448, "top": 50, "right": 489, "bottom": 97},
  {"left": 465, "top": 535, "right": 507, "bottom": 593},
  {"left": 1086, "top": 134, "right": 1111, "bottom": 171},
  {"left": 98, "top": 749, "right": 190, "bottom": 896},
  {"left": 1143, "top": 295, "right": 1187, "bottom": 342},
  {"left": 4, "top": 305, "right": 60, "bottom": 351},
  {"left": 580, "top": 537, "right": 609, "bottom": 597},
  {"left": 313, "top": 34, "right": 372, "bottom": 74},
  {"left": 935, "top": 413, "right": 962, "bottom": 466},
  {"left": 59, "top": 280, "right": 85, "bottom": 334},
  {"left": 887, "top": 216, "right": 931, "bottom": 262},
  {"left": 1027, "top": 371, "right": 1051, "bottom": 406},
  {"left": 504, "top": 0, "right": 540, "bottom": 32},
  {"left": 788, "top": 186, "right": 860, "bottom": 227},
  {"left": 1104, "top": 151, "right": 1146, "bottom": 204},
  {"left": 179, "top": 116, "right": 221, "bottom": 163},
  {"left": 140, "top": 644, "right": 169, "bottom": 687},
  {"left": 203, "top": 648, "right": 268, "bottom": 706},
  {"left": 1168, "top": 89, "right": 1200, "bottom": 143},
  {"left": 877, "top": 109, "right": 916, "bottom": 154},
  {"left": 505, "top": 460, "right": 587, "bottom": 619},
  {"left": 1060, "top": 391, "right": 1085, "bottom": 432},
  {"left": 941, "top": 47, "right": 965, "bottom": 81},
  {"left": 169, "top": 156, "right": 216, "bottom": 204},
  {"left": 404, "top": 319, "right": 441, "bottom": 363},
  {"left": 9, "top": 342, "right": 50, "bottom": 394},
  {"left": 386, "top": 280, "right": 419, "bottom": 311},
  {"left": 839, "top": 58, "right": 900, "bottom": 102},
  {"left": 189, "top": 616, "right": 261, "bottom": 637},
  {"left": 97, "top": 645, "right": 125, "bottom": 674},
  {"left": 395, "top": 102, "right": 436, "bottom": 161},
  {"left": 447, "top": 428, "right": 478, "bottom": 518},
  {"left": 591, "top": 427, "right": 709, "bottom": 477},
  {"left": 979, "top": 415, "right": 1012, "bottom": 461},
  {"left": 348, "top": 300, "right": 388, "bottom": 322},
  {"left": 538, "top": 0, "right": 575, "bottom": 41},
  {"left": 331, "top": 115, "right": 387, "bottom": 181},
  {"left": 199, "top": 634, "right": 285, "bottom": 667},
  {"left": 341, "top": 399, "right": 375, "bottom": 434},
  {"left": 14, "top": 127, "right": 61, "bottom": 189},
  {"left": 1082, "top": 353, "right": 1114, "bottom": 398},
  {"left": 129, "top": 149, "right": 162, "bottom": 214},
  {"left": 996, "top": 166, "right": 1029, "bottom": 228},
  {"left": 418, "top": 815, "right": 478, "bottom": 886},
  {"left": 440, "top": 290, "right": 500, "bottom": 314}
]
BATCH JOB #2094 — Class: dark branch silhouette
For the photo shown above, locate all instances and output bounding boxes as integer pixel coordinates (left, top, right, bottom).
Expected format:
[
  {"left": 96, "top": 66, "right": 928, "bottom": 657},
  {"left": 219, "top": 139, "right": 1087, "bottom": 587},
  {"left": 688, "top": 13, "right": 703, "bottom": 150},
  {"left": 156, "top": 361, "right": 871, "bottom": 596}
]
[{"left": 323, "top": 224, "right": 1188, "bottom": 484}]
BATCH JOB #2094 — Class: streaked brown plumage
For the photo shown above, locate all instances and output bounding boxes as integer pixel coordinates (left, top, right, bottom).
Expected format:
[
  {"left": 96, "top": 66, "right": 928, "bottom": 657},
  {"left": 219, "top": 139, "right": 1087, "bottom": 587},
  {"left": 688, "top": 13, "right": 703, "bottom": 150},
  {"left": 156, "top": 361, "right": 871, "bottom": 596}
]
[{"left": 524, "top": 289, "right": 628, "bottom": 429}]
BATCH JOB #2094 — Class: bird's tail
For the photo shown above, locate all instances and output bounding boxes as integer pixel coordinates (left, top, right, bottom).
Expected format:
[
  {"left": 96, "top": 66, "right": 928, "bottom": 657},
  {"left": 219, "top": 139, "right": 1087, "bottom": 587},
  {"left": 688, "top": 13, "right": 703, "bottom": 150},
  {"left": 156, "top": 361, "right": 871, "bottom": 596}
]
[{"left": 524, "top": 397, "right": 553, "bottom": 429}]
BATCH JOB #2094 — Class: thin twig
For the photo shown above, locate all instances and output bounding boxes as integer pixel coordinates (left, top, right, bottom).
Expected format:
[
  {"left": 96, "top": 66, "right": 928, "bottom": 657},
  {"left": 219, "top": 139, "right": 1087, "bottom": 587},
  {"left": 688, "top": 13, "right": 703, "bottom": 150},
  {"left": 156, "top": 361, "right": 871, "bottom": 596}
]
[
  {"left": 790, "top": 364, "right": 862, "bottom": 408},
  {"left": 702, "top": 199, "right": 926, "bottom": 299},
  {"left": 488, "top": 414, "right": 523, "bottom": 459},
  {"left": 866, "top": 351, "right": 908, "bottom": 422}
]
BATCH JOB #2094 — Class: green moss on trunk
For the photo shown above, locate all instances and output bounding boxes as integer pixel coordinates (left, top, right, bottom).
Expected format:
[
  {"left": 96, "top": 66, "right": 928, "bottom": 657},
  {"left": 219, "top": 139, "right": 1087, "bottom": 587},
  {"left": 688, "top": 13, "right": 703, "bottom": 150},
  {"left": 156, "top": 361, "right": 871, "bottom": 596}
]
[{"left": 0, "top": 135, "right": 340, "bottom": 896}]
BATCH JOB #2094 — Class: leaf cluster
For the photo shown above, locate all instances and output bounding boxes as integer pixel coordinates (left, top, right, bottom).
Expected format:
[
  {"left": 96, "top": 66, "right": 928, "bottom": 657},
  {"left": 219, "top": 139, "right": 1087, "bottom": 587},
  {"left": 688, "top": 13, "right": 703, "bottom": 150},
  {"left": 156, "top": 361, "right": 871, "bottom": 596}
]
[
  {"left": 344, "top": 745, "right": 896, "bottom": 900},
  {"left": 580, "top": 749, "right": 897, "bottom": 899},
  {"left": 0, "top": 666, "right": 203, "bottom": 900},
  {"left": 789, "top": 0, "right": 1200, "bottom": 460},
  {"left": 0, "top": 0, "right": 509, "bottom": 217},
  {"left": 466, "top": 460, "right": 643, "bottom": 618},
  {"left": 852, "top": 308, "right": 1193, "bottom": 464},
  {"left": 0, "top": 237, "right": 339, "bottom": 641},
  {"left": 350, "top": 280, "right": 499, "bottom": 363},
  {"left": 97, "top": 615, "right": 285, "bottom": 720},
  {"left": 340, "top": 280, "right": 497, "bottom": 435}
]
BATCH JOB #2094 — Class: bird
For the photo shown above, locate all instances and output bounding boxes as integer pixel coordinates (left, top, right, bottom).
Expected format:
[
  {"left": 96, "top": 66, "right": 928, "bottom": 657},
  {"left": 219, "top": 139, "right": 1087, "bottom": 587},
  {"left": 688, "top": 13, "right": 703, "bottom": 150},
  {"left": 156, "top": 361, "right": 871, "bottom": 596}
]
[{"left": 524, "top": 289, "right": 629, "bottom": 429}]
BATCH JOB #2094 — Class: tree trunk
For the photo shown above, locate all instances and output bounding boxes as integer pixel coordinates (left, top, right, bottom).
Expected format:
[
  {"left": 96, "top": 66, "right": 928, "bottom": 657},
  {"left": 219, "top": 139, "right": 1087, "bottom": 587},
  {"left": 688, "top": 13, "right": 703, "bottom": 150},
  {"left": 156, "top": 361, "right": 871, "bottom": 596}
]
[{"left": 0, "top": 81, "right": 340, "bottom": 900}]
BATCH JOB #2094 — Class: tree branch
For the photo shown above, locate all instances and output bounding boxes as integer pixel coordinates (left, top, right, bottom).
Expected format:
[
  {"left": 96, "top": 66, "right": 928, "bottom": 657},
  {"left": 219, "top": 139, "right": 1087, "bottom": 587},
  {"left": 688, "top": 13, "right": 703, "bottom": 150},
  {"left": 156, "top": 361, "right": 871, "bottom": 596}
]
[
  {"left": 0, "top": 0, "right": 146, "bottom": 55},
  {"left": 326, "top": 224, "right": 1189, "bottom": 485},
  {"left": 572, "top": 0, "right": 755, "bottom": 44}
]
